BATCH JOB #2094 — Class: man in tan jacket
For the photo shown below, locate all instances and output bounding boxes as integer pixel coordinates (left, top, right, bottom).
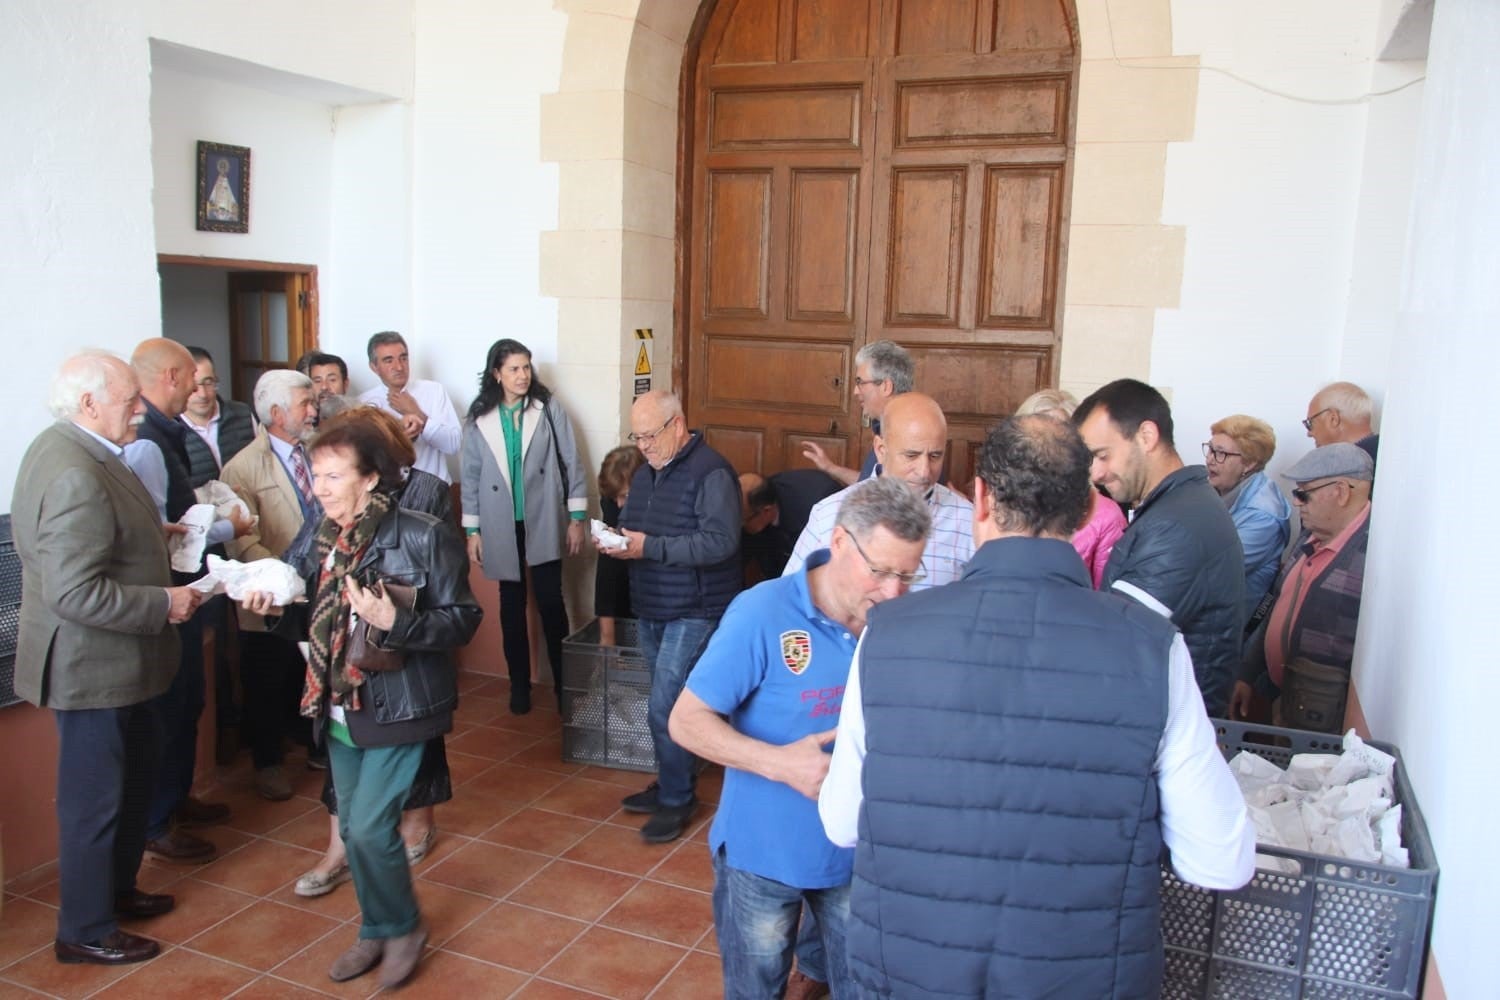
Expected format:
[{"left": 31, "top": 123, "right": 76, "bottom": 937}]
[{"left": 220, "top": 369, "right": 319, "bottom": 800}]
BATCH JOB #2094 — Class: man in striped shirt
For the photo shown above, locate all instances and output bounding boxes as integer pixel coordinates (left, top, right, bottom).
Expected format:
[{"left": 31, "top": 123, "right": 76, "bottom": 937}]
[{"left": 785, "top": 393, "right": 974, "bottom": 591}]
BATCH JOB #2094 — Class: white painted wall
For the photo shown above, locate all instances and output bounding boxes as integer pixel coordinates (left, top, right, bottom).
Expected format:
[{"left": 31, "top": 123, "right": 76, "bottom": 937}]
[
  {"left": 151, "top": 65, "right": 337, "bottom": 264},
  {"left": 0, "top": 0, "right": 162, "bottom": 502},
  {"left": 404, "top": 0, "right": 567, "bottom": 445},
  {"left": 326, "top": 102, "right": 415, "bottom": 372},
  {"left": 1355, "top": 0, "right": 1500, "bottom": 994},
  {"left": 1156, "top": 0, "right": 1421, "bottom": 475}
]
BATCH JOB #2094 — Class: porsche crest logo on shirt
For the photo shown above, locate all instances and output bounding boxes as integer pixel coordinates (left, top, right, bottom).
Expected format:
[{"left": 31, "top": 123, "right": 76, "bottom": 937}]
[{"left": 781, "top": 630, "right": 812, "bottom": 675}]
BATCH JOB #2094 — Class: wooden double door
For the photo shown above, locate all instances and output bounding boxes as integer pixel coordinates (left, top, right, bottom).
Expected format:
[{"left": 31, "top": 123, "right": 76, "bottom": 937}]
[{"left": 682, "top": 0, "right": 1079, "bottom": 486}]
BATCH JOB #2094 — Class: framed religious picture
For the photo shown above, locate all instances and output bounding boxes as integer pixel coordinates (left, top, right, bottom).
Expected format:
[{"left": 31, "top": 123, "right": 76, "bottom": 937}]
[{"left": 196, "top": 141, "right": 250, "bottom": 233}]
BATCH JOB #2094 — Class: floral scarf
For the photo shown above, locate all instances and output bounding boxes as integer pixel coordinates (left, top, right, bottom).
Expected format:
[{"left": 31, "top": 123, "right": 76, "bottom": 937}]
[{"left": 300, "top": 491, "right": 393, "bottom": 718}]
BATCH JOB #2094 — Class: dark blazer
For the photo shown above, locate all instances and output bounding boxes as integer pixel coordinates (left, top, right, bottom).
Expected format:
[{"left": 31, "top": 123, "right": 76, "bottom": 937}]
[{"left": 11, "top": 422, "right": 178, "bottom": 710}]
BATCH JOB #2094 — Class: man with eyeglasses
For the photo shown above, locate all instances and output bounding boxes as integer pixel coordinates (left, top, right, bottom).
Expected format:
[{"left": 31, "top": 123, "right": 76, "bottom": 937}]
[
  {"left": 801, "top": 340, "right": 914, "bottom": 487},
  {"left": 180, "top": 347, "right": 256, "bottom": 488},
  {"left": 820, "top": 415, "right": 1254, "bottom": 998},
  {"left": 601, "top": 389, "right": 742, "bottom": 843},
  {"left": 1074, "top": 379, "right": 1245, "bottom": 717},
  {"left": 667, "top": 477, "right": 929, "bottom": 999},
  {"left": 1230, "top": 443, "right": 1373, "bottom": 733},
  {"left": 785, "top": 393, "right": 974, "bottom": 591},
  {"left": 1302, "top": 381, "right": 1379, "bottom": 466}
]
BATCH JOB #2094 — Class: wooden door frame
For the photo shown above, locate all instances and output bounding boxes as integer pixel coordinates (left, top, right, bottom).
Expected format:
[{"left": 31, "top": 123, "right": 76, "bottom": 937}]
[
  {"left": 156, "top": 254, "right": 320, "bottom": 400},
  {"left": 156, "top": 253, "right": 320, "bottom": 344}
]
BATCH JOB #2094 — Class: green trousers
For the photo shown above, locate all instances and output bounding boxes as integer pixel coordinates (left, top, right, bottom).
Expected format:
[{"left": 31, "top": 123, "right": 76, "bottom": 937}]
[{"left": 327, "top": 737, "right": 424, "bottom": 939}]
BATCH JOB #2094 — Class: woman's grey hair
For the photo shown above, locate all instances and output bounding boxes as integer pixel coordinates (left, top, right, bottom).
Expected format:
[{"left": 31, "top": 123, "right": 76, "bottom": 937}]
[
  {"left": 1014, "top": 388, "right": 1079, "bottom": 420},
  {"left": 49, "top": 350, "right": 125, "bottom": 419},
  {"left": 854, "top": 340, "right": 915, "bottom": 394},
  {"left": 835, "top": 476, "right": 931, "bottom": 544},
  {"left": 318, "top": 394, "right": 363, "bottom": 422},
  {"left": 253, "top": 369, "right": 314, "bottom": 426}
]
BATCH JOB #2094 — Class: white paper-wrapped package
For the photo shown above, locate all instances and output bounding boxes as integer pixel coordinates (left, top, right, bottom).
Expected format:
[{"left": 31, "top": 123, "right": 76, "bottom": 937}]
[
  {"left": 190, "top": 554, "right": 306, "bottom": 605},
  {"left": 168, "top": 503, "right": 219, "bottom": 574}
]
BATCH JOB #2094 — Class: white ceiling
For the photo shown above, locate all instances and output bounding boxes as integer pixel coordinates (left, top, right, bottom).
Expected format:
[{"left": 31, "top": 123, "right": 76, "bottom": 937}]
[{"left": 149, "top": 38, "right": 397, "bottom": 106}]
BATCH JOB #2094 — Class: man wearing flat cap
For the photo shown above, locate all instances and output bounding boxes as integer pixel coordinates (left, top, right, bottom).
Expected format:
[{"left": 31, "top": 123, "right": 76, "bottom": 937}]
[{"left": 1229, "top": 443, "right": 1374, "bottom": 733}]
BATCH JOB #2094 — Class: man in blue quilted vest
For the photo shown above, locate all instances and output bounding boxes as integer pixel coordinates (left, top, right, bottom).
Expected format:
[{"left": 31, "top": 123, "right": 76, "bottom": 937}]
[
  {"left": 820, "top": 414, "right": 1255, "bottom": 999},
  {"left": 603, "top": 390, "right": 742, "bottom": 843}
]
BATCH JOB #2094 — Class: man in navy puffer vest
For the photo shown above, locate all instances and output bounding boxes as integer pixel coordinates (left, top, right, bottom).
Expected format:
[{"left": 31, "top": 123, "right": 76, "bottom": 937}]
[
  {"left": 820, "top": 415, "right": 1255, "bottom": 999},
  {"left": 602, "top": 390, "right": 741, "bottom": 844}
]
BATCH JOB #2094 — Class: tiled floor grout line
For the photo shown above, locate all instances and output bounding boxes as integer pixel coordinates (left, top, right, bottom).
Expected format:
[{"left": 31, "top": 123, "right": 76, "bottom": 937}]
[{"left": 3, "top": 674, "right": 726, "bottom": 999}]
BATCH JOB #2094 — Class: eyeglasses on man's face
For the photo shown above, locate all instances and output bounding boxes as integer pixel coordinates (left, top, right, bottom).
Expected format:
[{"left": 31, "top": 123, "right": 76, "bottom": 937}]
[
  {"left": 1301, "top": 407, "right": 1333, "bottom": 432},
  {"left": 1201, "top": 442, "right": 1243, "bottom": 464},
  {"left": 627, "top": 415, "right": 675, "bottom": 445},
  {"left": 1290, "top": 480, "right": 1343, "bottom": 504},
  {"left": 852, "top": 376, "right": 887, "bottom": 390},
  {"left": 847, "top": 530, "right": 925, "bottom": 587},
  {"left": 195, "top": 377, "right": 220, "bottom": 390}
]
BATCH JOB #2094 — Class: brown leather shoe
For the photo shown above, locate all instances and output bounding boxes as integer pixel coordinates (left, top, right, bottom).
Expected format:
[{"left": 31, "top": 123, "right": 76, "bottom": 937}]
[
  {"left": 174, "top": 795, "right": 231, "bottom": 827},
  {"left": 785, "top": 969, "right": 831, "bottom": 1000},
  {"left": 114, "top": 889, "right": 176, "bottom": 920},
  {"left": 377, "top": 922, "right": 429, "bottom": 989},
  {"left": 54, "top": 930, "right": 160, "bottom": 965},
  {"left": 144, "top": 829, "right": 217, "bottom": 864}
]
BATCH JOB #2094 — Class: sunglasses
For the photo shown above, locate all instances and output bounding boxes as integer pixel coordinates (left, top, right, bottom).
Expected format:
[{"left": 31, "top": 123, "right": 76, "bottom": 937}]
[{"left": 1290, "top": 480, "right": 1343, "bottom": 504}]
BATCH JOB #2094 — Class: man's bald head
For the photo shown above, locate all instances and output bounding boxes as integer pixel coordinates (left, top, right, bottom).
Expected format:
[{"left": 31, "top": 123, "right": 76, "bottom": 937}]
[
  {"left": 132, "top": 338, "right": 197, "bottom": 418},
  {"left": 740, "top": 472, "right": 779, "bottom": 532},
  {"left": 876, "top": 392, "right": 947, "bottom": 495}
]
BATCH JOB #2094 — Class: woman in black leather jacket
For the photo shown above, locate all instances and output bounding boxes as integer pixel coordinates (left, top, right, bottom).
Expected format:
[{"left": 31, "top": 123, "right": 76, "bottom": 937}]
[{"left": 243, "top": 410, "right": 480, "bottom": 990}]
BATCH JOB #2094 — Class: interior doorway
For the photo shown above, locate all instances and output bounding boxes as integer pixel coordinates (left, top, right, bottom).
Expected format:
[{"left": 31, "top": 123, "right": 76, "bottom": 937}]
[
  {"left": 157, "top": 255, "right": 319, "bottom": 401},
  {"left": 679, "top": 0, "right": 1079, "bottom": 486}
]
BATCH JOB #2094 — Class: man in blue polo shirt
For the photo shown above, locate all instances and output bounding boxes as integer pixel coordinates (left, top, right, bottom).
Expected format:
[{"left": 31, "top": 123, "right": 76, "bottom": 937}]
[{"left": 668, "top": 477, "right": 930, "bottom": 999}]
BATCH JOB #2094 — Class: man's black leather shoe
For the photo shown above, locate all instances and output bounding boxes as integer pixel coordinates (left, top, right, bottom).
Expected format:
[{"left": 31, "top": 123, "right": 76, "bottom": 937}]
[
  {"left": 115, "top": 890, "right": 176, "bottom": 920},
  {"left": 54, "top": 930, "right": 160, "bottom": 965}
]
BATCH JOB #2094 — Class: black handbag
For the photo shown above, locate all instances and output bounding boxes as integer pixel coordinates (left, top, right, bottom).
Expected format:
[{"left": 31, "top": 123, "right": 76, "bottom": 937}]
[{"left": 347, "top": 579, "right": 417, "bottom": 672}]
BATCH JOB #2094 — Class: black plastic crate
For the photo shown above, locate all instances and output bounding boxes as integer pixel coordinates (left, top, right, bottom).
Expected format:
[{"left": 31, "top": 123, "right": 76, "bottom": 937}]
[
  {"left": 1162, "top": 720, "right": 1438, "bottom": 999},
  {"left": 560, "top": 619, "right": 655, "bottom": 772}
]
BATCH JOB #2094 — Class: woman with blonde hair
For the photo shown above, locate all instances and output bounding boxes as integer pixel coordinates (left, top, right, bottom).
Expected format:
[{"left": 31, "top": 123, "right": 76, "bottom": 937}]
[
  {"left": 1204, "top": 414, "right": 1291, "bottom": 621},
  {"left": 1014, "top": 388, "right": 1125, "bottom": 588}
]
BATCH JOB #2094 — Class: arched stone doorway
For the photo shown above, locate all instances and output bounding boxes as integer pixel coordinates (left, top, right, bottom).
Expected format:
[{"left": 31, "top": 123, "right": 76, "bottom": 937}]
[{"left": 540, "top": 0, "right": 1195, "bottom": 456}]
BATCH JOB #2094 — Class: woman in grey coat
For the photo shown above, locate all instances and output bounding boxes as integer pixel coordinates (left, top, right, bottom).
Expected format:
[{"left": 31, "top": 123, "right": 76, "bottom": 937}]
[{"left": 460, "top": 339, "right": 588, "bottom": 713}]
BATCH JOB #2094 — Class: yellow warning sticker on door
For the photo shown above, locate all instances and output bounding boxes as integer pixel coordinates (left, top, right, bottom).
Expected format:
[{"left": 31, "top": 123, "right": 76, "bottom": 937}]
[{"left": 635, "top": 344, "right": 652, "bottom": 375}]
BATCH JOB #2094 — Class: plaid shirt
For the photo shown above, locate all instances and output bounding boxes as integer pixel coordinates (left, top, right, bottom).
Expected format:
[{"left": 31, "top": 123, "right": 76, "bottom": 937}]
[{"left": 783, "top": 478, "right": 975, "bottom": 589}]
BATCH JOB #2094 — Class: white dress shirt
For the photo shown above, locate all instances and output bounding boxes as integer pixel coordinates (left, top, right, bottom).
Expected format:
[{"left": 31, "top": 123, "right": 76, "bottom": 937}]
[
  {"left": 358, "top": 378, "right": 461, "bottom": 483},
  {"left": 784, "top": 476, "right": 976, "bottom": 589},
  {"left": 123, "top": 439, "right": 235, "bottom": 545},
  {"left": 819, "top": 632, "right": 1257, "bottom": 890}
]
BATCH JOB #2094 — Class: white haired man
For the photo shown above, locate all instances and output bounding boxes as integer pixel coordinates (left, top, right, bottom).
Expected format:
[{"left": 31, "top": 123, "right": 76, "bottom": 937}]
[
  {"left": 220, "top": 369, "right": 320, "bottom": 800},
  {"left": 13, "top": 351, "right": 202, "bottom": 965}
]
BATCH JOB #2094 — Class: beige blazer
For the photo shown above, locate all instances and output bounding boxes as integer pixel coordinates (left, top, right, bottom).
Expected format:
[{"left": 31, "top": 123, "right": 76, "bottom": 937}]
[
  {"left": 220, "top": 431, "right": 307, "bottom": 631},
  {"left": 11, "top": 422, "right": 178, "bottom": 710}
]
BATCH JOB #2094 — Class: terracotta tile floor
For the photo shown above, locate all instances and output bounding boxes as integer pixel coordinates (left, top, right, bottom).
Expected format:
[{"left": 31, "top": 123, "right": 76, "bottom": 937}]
[{"left": 0, "top": 674, "right": 728, "bottom": 999}]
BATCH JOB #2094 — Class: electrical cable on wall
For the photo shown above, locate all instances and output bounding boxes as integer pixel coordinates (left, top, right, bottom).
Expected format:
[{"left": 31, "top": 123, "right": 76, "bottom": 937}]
[{"left": 1102, "top": 0, "right": 1426, "bottom": 106}]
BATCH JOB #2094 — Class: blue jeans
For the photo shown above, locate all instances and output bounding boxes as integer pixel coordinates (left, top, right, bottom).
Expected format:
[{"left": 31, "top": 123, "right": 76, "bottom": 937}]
[
  {"left": 795, "top": 901, "right": 826, "bottom": 980},
  {"left": 712, "top": 848, "right": 852, "bottom": 1000},
  {"left": 637, "top": 616, "right": 718, "bottom": 807}
]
